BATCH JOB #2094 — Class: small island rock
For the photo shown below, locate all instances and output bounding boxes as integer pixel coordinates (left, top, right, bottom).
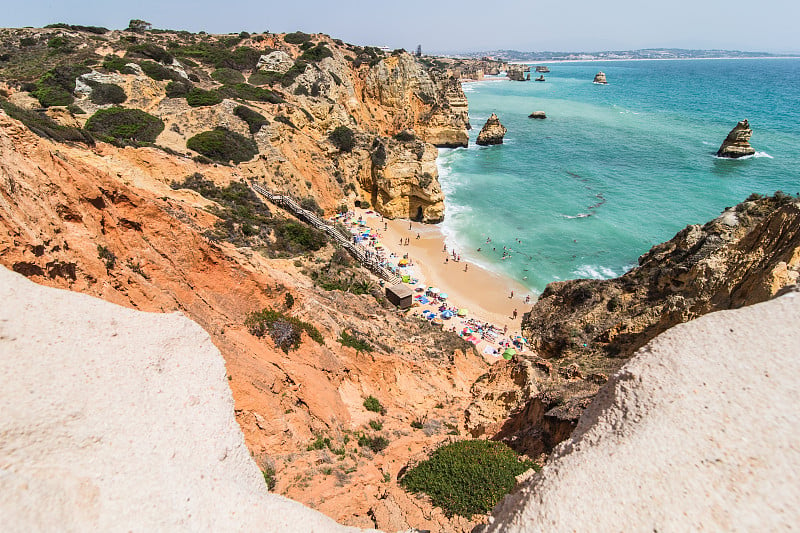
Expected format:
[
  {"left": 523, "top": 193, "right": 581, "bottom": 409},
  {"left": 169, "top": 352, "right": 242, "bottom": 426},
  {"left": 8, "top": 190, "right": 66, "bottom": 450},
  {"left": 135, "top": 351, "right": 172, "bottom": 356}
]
[
  {"left": 593, "top": 71, "right": 607, "bottom": 84},
  {"left": 476, "top": 113, "right": 507, "bottom": 145},
  {"left": 529, "top": 111, "right": 547, "bottom": 119},
  {"left": 717, "top": 119, "right": 756, "bottom": 158}
]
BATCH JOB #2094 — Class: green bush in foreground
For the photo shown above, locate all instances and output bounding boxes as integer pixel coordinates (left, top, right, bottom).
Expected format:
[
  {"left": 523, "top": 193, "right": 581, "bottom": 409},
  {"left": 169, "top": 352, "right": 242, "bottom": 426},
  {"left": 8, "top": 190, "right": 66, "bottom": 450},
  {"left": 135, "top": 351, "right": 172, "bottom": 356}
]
[
  {"left": 400, "top": 440, "right": 536, "bottom": 518},
  {"left": 338, "top": 330, "right": 373, "bottom": 352},
  {"left": 219, "top": 83, "right": 284, "bottom": 104},
  {"left": 165, "top": 80, "right": 192, "bottom": 98},
  {"left": 89, "top": 83, "right": 127, "bottom": 105},
  {"left": 186, "top": 127, "right": 258, "bottom": 163},
  {"left": 85, "top": 107, "right": 164, "bottom": 143},
  {"left": 329, "top": 125, "right": 355, "bottom": 152}
]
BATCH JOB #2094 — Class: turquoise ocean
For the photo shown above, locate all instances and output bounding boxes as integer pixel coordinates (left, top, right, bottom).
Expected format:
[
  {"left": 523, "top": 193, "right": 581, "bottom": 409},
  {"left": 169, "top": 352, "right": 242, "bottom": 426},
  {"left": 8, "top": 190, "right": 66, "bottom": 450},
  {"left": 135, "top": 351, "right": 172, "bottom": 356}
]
[{"left": 437, "top": 58, "right": 800, "bottom": 294}]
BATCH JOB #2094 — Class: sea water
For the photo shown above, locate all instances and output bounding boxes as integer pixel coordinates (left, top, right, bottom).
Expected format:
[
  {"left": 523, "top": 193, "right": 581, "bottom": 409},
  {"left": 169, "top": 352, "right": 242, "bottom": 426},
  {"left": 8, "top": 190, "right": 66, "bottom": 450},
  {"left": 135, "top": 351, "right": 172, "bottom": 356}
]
[{"left": 437, "top": 58, "right": 800, "bottom": 294}]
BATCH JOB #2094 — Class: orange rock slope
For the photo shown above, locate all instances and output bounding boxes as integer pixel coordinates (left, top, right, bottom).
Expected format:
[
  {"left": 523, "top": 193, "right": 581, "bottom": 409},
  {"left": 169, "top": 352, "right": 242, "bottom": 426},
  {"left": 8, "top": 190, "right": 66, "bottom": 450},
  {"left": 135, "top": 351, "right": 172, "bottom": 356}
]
[{"left": 0, "top": 111, "right": 488, "bottom": 531}]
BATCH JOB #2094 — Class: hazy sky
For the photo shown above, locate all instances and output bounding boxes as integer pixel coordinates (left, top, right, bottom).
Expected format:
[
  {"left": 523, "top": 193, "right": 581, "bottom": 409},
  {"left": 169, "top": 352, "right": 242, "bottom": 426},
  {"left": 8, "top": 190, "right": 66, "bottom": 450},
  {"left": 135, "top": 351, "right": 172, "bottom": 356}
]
[{"left": 7, "top": 0, "right": 800, "bottom": 53}]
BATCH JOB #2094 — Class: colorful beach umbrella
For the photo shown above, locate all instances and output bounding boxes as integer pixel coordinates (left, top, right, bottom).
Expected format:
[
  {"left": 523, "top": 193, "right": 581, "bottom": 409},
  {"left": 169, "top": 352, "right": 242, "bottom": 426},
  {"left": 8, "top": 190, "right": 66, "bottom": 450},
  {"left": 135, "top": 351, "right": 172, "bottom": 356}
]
[
  {"left": 441, "top": 310, "right": 454, "bottom": 319},
  {"left": 438, "top": 293, "right": 448, "bottom": 299},
  {"left": 398, "top": 258, "right": 409, "bottom": 266},
  {"left": 502, "top": 347, "right": 517, "bottom": 360},
  {"left": 428, "top": 287, "right": 440, "bottom": 294},
  {"left": 457, "top": 308, "right": 468, "bottom": 317}
]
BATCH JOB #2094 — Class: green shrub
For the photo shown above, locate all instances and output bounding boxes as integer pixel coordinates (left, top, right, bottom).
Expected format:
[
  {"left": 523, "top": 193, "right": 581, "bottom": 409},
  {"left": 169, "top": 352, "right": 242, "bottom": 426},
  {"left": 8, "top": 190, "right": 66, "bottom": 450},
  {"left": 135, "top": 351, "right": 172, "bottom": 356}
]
[
  {"left": 369, "top": 420, "right": 383, "bottom": 431},
  {"left": 284, "top": 31, "right": 312, "bottom": 45},
  {"left": 262, "top": 466, "right": 276, "bottom": 490},
  {"left": 248, "top": 70, "right": 282, "bottom": 86},
  {"left": 338, "top": 330, "right": 373, "bottom": 352},
  {"left": 67, "top": 104, "right": 86, "bottom": 115},
  {"left": 186, "top": 127, "right": 257, "bottom": 163},
  {"left": 102, "top": 55, "right": 136, "bottom": 74},
  {"left": 211, "top": 67, "right": 246, "bottom": 84},
  {"left": 394, "top": 130, "right": 416, "bottom": 142},
  {"left": 139, "top": 60, "right": 181, "bottom": 81},
  {"left": 97, "top": 244, "right": 116, "bottom": 271},
  {"left": 85, "top": 107, "right": 164, "bottom": 143},
  {"left": 47, "top": 36, "right": 72, "bottom": 52},
  {"left": 185, "top": 87, "right": 223, "bottom": 107},
  {"left": 89, "top": 83, "right": 127, "bottom": 105},
  {"left": 219, "top": 83, "right": 284, "bottom": 104},
  {"left": 284, "top": 292, "right": 295, "bottom": 309},
  {"left": 234, "top": 105, "right": 268, "bottom": 134},
  {"left": 44, "top": 23, "right": 109, "bottom": 34},
  {"left": 399, "top": 440, "right": 536, "bottom": 518},
  {"left": 358, "top": 434, "right": 389, "bottom": 453},
  {"left": 126, "top": 43, "right": 173, "bottom": 64},
  {"left": 165, "top": 80, "right": 192, "bottom": 98},
  {"left": 274, "top": 115, "right": 297, "bottom": 129},
  {"left": 32, "top": 85, "right": 73, "bottom": 107},
  {"left": 329, "top": 125, "right": 355, "bottom": 152},
  {"left": 0, "top": 100, "right": 93, "bottom": 145},
  {"left": 299, "top": 43, "right": 333, "bottom": 62},
  {"left": 363, "top": 396, "right": 383, "bottom": 413},
  {"left": 19, "top": 37, "right": 37, "bottom": 47},
  {"left": 173, "top": 42, "right": 261, "bottom": 70},
  {"left": 273, "top": 221, "right": 326, "bottom": 253},
  {"left": 245, "top": 307, "right": 323, "bottom": 352}
]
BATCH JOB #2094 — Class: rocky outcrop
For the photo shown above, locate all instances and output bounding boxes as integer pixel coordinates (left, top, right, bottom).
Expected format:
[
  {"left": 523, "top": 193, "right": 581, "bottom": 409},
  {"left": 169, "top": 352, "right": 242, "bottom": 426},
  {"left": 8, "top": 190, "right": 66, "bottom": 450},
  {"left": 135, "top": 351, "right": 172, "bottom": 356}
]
[
  {"left": 468, "top": 195, "right": 800, "bottom": 457},
  {"left": 256, "top": 50, "right": 294, "bottom": 73},
  {"left": 528, "top": 111, "right": 546, "bottom": 119},
  {"left": 593, "top": 71, "right": 607, "bottom": 84},
  {"left": 422, "top": 76, "right": 470, "bottom": 147},
  {"left": 476, "top": 113, "right": 507, "bottom": 146},
  {"left": 507, "top": 64, "right": 529, "bottom": 82},
  {"left": 717, "top": 119, "right": 756, "bottom": 158},
  {"left": 361, "top": 136, "right": 444, "bottom": 222},
  {"left": 483, "top": 288, "right": 800, "bottom": 532},
  {"left": 0, "top": 266, "right": 358, "bottom": 531}
]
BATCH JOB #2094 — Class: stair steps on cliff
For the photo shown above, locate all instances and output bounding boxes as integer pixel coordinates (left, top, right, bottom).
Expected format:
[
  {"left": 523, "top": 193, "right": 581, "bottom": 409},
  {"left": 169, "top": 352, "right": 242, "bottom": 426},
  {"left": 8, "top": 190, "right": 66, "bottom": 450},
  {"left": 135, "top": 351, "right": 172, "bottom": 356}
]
[{"left": 249, "top": 182, "right": 401, "bottom": 285}]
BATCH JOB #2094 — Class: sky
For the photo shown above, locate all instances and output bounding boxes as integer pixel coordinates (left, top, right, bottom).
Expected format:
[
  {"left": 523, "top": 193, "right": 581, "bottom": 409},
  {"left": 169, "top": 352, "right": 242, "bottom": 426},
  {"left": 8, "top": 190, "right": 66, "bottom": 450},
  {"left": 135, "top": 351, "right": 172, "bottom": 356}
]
[{"left": 6, "top": 0, "right": 800, "bottom": 53}]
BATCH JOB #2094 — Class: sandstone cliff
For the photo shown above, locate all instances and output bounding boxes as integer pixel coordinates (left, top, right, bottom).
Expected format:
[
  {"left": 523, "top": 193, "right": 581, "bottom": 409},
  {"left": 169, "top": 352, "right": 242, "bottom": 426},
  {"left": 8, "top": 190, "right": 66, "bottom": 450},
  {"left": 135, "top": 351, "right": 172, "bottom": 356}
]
[
  {"left": 717, "top": 118, "right": 756, "bottom": 158},
  {"left": 468, "top": 194, "right": 800, "bottom": 457},
  {"left": 483, "top": 288, "right": 800, "bottom": 531},
  {"left": 0, "top": 98, "right": 484, "bottom": 532},
  {"left": 476, "top": 113, "right": 507, "bottom": 146}
]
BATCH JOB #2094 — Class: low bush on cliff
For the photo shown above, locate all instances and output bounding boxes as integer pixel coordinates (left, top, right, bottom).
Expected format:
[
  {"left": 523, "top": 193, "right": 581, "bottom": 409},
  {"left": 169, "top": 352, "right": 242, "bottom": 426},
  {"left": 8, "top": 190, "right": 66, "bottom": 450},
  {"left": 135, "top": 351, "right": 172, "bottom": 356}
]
[
  {"left": 299, "top": 43, "right": 333, "bottom": 62},
  {"left": 173, "top": 42, "right": 261, "bottom": 70},
  {"left": 234, "top": 105, "right": 268, "bottom": 134},
  {"left": 211, "top": 67, "right": 245, "bottom": 85},
  {"left": 126, "top": 43, "right": 174, "bottom": 64},
  {"left": 329, "top": 125, "right": 355, "bottom": 152},
  {"left": 248, "top": 70, "right": 281, "bottom": 86},
  {"left": 186, "top": 127, "right": 258, "bottom": 163},
  {"left": 363, "top": 396, "right": 383, "bottom": 413},
  {"left": 185, "top": 87, "right": 223, "bottom": 107},
  {"left": 219, "top": 83, "right": 284, "bottom": 104},
  {"left": 102, "top": 55, "right": 137, "bottom": 74},
  {"left": 245, "top": 308, "right": 324, "bottom": 353},
  {"left": 138, "top": 60, "right": 183, "bottom": 82},
  {"left": 273, "top": 221, "right": 327, "bottom": 254},
  {"left": 88, "top": 82, "right": 127, "bottom": 105},
  {"left": 399, "top": 440, "right": 536, "bottom": 518},
  {"left": 283, "top": 31, "right": 312, "bottom": 45},
  {"left": 0, "top": 100, "right": 94, "bottom": 145},
  {"left": 30, "top": 65, "right": 92, "bottom": 107},
  {"left": 165, "top": 80, "right": 192, "bottom": 98},
  {"left": 338, "top": 330, "right": 373, "bottom": 353},
  {"left": 85, "top": 107, "right": 164, "bottom": 144}
]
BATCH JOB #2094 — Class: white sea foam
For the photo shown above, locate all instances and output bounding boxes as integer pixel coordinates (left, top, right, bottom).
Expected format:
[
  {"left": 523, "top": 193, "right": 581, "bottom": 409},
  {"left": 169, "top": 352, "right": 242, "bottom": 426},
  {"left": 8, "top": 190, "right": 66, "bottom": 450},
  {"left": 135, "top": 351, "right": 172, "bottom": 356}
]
[
  {"left": 755, "top": 151, "right": 774, "bottom": 158},
  {"left": 563, "top": 213, "right": 592, "bottom": 219},
  {"left": 714, "top": 151, "right": 773, "bottom": 160},
  {"left": 573, "top": 264, "right": 619, "bottom": 279}
]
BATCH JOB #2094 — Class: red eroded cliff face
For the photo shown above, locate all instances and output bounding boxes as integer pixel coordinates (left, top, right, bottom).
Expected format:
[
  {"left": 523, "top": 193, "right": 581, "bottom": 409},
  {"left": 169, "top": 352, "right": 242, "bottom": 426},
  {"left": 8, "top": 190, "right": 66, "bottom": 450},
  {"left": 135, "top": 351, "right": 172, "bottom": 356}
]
[{"left": 0, "top": 111, "right": 487, "bottom": 531}]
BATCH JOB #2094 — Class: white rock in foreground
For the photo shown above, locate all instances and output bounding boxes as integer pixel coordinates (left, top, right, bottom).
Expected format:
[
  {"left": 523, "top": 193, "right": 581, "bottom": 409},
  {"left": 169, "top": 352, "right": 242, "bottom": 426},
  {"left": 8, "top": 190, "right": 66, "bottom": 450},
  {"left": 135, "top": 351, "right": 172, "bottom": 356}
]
[
  {"left": 0, "top": 267, "right": 359, "bottom": 532},
  {"left": 484, "top": 288, "right": 800, "bottom": 532}
]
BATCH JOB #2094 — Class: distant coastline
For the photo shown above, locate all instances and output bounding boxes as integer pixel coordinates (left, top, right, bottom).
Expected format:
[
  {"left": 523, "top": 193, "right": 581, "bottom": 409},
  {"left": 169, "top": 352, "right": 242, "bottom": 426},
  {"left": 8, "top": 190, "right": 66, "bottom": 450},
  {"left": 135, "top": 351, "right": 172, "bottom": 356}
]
[{"left": 508, "top": 56, "right": 800, "bottom": 65}]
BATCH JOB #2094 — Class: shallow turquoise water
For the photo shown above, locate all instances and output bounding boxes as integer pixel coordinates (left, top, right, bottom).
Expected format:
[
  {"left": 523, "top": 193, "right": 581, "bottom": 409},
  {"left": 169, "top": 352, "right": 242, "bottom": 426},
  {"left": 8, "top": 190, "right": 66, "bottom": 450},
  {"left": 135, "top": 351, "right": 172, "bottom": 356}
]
[{"left": 437, "top": 58, "right": 800, "bottom": 293}]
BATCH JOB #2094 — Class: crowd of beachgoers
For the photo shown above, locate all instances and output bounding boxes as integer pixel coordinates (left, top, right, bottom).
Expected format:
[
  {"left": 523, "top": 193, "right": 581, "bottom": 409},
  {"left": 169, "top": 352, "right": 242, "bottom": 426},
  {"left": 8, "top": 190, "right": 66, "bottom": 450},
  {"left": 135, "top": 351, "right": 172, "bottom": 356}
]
[{"left": 330, "top": 209, "right": 530, "bottom": 360}]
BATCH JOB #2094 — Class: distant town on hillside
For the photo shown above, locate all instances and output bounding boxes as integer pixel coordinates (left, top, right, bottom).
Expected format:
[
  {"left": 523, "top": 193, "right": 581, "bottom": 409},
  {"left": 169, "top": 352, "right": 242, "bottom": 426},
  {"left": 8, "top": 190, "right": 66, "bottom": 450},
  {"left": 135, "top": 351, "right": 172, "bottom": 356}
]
[{"left": 451, "top": 48, "right": 789, "bottom": 62}]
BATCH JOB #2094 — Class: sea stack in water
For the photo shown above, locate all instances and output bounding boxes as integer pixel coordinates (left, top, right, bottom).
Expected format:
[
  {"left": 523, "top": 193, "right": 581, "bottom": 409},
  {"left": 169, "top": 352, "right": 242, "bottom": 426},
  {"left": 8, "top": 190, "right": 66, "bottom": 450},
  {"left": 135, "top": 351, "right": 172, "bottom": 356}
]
[
  {"left": 529, "top": 111, "right": 547, "bottom": 119},
  {"left": 717, "top": 119, "right": 756, "bottom": 158},
  {"left": 476, "top": 113, "right": 507, "bottom": 145},
  {"left": 593, "top": 71, "right": 608, "bottom": 84}
]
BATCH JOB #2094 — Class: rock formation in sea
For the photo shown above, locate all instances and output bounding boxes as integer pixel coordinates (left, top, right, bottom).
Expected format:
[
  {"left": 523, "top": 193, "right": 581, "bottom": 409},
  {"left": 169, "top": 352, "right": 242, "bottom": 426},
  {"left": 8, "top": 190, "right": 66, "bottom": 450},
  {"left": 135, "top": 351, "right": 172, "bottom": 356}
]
[
  {"left": 528, "top": 111, "right": 547, "bottom": 119},
  {"left": 593, "top": 71, "right": 607, "bottom": 84},
  {"left": 717, "top": 119, "right": 756, "bottom": 158},
  {"left": 476, "top": 113, "right": 508, "bottom": 145},
  {"left": 467, "top": 194, "right": 800, "bottom": 457},
  {"left": 482, "top": 287, "right": 800, "bottom": 531},
  {"left": 507, "top": 64, "right": 529, "bottom": 81}
]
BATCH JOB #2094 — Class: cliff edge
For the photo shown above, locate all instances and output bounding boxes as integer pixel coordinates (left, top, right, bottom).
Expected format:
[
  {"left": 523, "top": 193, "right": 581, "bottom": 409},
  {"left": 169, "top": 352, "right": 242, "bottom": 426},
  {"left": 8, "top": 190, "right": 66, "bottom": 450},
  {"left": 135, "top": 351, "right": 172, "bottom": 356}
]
[
  {"left": 483, "top": 287, "right": 800, "bottom": 531},
  {"left": 0, "top": 266, "right": 360, "bottom": 532}
]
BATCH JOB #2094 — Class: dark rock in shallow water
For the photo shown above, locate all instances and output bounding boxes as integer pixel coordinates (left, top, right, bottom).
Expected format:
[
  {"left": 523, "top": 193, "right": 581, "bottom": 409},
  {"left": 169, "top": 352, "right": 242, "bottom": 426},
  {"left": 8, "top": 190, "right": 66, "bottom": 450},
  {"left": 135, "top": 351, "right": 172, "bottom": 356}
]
[
  {"left": 529, "top": 111, "right": 547, "bottom": 119},
  {"left": 593, "top": 71, "right": 607, "bottom": 84},
  {"left": 476, "top": 113, "right": 507, "bottom": 145},
  {"left": 717, "top": 119, "right": 756, "bottom": 158}
]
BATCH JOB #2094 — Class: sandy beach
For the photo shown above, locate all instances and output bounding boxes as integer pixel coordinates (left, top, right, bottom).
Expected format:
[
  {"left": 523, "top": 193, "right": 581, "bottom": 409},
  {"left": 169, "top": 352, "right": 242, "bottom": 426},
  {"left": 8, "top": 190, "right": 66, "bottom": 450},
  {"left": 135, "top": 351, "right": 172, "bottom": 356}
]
[{"left": 346, "top": 208, "right": 534, "bottom": 361}]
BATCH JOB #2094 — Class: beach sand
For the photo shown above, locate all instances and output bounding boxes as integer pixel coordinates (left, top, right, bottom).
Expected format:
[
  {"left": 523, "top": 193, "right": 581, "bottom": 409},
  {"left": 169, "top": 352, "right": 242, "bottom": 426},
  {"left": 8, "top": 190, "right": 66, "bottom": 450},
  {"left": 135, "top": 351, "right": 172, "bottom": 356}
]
[{"left": 352, "top": 209, "right": 534, "bottom": 357}]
